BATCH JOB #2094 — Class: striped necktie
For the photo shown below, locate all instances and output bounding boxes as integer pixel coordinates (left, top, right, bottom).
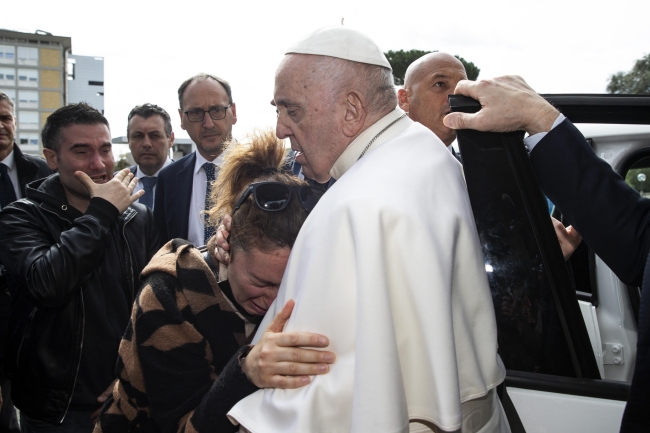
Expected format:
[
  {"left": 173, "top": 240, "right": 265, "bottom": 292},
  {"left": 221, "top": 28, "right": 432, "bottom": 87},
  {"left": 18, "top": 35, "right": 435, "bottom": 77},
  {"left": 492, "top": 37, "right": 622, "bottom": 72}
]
[{"left": 203, "top": 162, "right": 218, "bottom": 245}]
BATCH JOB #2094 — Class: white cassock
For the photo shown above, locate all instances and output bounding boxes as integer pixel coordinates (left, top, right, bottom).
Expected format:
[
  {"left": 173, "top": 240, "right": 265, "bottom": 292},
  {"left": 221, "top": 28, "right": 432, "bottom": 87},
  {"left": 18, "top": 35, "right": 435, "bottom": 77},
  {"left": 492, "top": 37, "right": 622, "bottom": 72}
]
[{"left": 228, "top": 108, "right": 508, "bottom": 433}]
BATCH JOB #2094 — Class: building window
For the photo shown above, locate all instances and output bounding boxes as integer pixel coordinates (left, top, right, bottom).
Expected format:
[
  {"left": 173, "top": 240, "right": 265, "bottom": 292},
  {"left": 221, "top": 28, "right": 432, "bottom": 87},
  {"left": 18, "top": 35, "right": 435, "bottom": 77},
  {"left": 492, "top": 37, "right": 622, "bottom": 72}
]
[
  {"left": 0, "top": 46, "right": 16, "bottom": 64},
  {"left": 17, "top": 47, "right": 38, "bottom": 66},
  {"left": 18, "top": 90, "right": 38, "bottom": 109},
  {"left": 17, "top": 69, "right": 38, "bottom": 87},
  {"left": 18, "top": 111, "right": 39, "bottom": 130},
  {"left": 0, "top": 68, "right": 16, "bottom": 86},
  {"left": 66, "top": 58, "right": 76, "bottom": 80},
  {"left": 19, "top": 132, "right": 39, "bottom": 146},
  {"left": 0, "top": 89, "right": 16, "bottom": 101},
  {"left": 88, "top": 81, "right": 104, "bottom": 86}
]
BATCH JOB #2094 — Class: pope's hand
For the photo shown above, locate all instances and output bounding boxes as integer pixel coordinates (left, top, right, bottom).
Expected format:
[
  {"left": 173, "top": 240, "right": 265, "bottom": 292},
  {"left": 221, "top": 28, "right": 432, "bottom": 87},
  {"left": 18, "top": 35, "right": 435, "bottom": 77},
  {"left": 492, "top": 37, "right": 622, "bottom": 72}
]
[
  {"left": 443, "top": 75, "right": 560, "bottom": 136},
  {"left": 75, "top": 168, "right": 143, "bottom": 214},
  {"left": 242, "top": 300, "right": 335, "bottom": 388}
]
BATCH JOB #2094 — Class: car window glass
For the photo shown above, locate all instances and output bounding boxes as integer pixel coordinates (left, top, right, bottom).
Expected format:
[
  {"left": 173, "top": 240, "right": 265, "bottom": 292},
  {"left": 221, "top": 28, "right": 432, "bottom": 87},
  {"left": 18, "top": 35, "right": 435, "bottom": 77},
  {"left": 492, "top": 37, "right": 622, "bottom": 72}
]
[
  {"left": 624, "top": 155, "right": 650, "bottom": 197},
  {"left": 455, "top": 127, "right": 601, "bottom": 379}
]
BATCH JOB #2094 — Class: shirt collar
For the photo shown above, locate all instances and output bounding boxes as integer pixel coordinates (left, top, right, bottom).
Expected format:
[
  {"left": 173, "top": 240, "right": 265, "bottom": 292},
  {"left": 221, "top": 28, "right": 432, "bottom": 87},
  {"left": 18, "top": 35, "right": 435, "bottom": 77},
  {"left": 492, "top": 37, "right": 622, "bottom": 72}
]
[
  {"left": 193, "top": 147, "right": 229, "bottom": 175},
  {"left": 0, "top": 147, "right": 16, "bottom": 172},
  {"left": 330, "top": 107, "right": 412, "bottom": 180},
  {"left": 136, "top": 157, "right": 172, "bottom": 178}
]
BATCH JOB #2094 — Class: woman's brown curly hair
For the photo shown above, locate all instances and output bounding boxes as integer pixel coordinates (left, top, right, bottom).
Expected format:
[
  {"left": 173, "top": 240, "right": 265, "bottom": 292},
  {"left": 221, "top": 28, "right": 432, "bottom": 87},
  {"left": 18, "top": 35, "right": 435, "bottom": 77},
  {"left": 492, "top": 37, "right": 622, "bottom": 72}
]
[{"left": 207, "top": 129, "right": 310, "bottom": 253}]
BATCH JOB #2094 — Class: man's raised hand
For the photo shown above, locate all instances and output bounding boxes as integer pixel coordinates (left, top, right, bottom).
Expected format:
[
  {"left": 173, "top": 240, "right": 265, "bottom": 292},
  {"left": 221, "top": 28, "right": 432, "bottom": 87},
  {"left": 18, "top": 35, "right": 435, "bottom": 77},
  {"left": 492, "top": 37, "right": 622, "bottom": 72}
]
[
  {"left": 443, "top": 75, "right": 560, "bottom": 136},
  {"left": 75, "top": 168, "right": 144, "bottom": 214}
]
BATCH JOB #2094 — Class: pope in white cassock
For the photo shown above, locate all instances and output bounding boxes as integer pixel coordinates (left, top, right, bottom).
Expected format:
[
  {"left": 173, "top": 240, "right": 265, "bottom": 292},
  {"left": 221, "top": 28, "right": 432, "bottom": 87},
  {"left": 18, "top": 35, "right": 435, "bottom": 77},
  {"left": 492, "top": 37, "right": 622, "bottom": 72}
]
[{"left": 227, "top": 27, "right": 510, "bottom": 433}]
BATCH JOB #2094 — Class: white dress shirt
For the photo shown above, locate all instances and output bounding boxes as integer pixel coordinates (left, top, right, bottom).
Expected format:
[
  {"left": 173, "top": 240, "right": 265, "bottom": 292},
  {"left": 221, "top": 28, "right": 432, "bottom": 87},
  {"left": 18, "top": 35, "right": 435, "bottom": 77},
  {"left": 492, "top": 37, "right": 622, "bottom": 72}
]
[
  {"left": 524, "top": 114, "right": 566, "bottom": 153},
  {"left": 187, "top": 151, "right": 227, "bottom": 247},
  {"left": 0, "top": 148, "right": 22, "bottom": 206},
  {"left": 132, "top": 157, "right": 173, "bottom": 209}
]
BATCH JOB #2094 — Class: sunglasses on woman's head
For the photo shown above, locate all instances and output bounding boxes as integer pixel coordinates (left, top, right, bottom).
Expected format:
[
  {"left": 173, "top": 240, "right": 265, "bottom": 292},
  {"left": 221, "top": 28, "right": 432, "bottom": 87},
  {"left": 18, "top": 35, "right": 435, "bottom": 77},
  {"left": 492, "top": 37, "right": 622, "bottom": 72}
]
[{"left": 231, "top": 181, "right": 325, "bottom": 217}]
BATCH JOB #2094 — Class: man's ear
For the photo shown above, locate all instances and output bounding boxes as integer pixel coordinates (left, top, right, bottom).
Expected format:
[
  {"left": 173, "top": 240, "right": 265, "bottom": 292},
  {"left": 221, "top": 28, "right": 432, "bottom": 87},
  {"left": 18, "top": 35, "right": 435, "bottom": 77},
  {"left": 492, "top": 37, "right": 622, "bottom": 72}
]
[
  {"left": 342, "top": 91, "right": 366, "bottom": 138},
  {"left": 397, "top": 88, "right": 410, "bottom": 112},
  {"left": 230, "top": 102, "right": 237, "bottom": 125},
  {"left": 169, "top": 131, "right": 175, "bottom": 148},
  {"left": 42, "top": 148, "right": 58, "bottom": 171},
  {"left": 178, "top": 109, "right": 187, "bottom": 131}
]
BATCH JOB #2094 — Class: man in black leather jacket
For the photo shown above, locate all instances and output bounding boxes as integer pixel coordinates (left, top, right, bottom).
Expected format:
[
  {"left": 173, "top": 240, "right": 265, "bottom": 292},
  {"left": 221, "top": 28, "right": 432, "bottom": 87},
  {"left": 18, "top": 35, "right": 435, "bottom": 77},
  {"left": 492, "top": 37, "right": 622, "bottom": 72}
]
[{"left": 0, "top": 103, "right": 161, "bottom": 432}]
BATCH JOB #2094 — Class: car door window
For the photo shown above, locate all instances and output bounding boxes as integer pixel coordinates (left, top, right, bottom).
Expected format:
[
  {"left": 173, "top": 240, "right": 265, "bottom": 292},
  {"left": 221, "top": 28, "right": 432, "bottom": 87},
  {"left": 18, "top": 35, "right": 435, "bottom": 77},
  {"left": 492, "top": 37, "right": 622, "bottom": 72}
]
[
  {"left": 624, "top": 155, "right": 650, "bottom": 196},
  {"left": 449, "top": 108, "right": 601, "bottom": 379}
]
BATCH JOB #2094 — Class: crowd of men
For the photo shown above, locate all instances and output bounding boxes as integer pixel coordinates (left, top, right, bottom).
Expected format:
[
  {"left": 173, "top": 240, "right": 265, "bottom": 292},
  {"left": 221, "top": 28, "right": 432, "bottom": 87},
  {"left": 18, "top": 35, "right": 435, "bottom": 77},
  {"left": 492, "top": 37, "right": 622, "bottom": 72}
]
[
  {"left": 0, "top": 69, "right": 243, "bottom": 431},
  {"left": 0, "top": 24, "right": 647, "bottom": 433}
]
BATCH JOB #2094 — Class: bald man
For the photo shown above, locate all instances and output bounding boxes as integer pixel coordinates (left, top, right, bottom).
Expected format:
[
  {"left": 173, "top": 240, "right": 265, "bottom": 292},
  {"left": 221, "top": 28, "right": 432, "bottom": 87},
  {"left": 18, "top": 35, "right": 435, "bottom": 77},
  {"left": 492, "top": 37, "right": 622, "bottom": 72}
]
[
  {"left": 398, "top": 53, "right": 467, "bottom": 147},
  {"left": 398, "top": 54, "right": 582, "bottom": 259}
]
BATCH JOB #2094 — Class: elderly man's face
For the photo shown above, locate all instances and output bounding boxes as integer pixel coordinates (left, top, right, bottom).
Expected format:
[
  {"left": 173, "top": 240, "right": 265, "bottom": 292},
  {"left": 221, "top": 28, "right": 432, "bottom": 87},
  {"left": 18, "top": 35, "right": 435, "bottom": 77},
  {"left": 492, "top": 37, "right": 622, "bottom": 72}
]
[
  {"left": 273, "top": 55, "right": 346, "bottom": 183},
  {"left": 399, "top": 54, "right": 467, "bottom": 146},
  {"left": 179, "top": 79, "right": 237, "bottom": 161}
]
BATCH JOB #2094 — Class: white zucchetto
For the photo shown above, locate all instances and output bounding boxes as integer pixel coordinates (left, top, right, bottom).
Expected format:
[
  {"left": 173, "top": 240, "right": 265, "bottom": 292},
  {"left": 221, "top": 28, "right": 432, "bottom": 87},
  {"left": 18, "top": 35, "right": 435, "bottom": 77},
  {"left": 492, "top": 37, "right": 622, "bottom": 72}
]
[{"left": 285, "top": 26, "right": 392, "bottom": 70}]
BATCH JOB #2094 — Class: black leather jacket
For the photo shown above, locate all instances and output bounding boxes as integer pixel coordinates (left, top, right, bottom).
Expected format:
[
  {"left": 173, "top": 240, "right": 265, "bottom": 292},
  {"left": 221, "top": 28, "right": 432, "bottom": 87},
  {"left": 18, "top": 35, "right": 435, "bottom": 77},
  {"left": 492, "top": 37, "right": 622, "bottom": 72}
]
[{"left": 0, "top": 174, "right": 161, "bottom": 423}]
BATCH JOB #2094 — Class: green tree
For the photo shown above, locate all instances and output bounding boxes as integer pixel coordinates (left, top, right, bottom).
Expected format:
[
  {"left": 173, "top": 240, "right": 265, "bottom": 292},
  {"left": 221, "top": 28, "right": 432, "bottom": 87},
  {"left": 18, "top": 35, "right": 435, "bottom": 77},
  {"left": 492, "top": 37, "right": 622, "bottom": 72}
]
[
  {"left": 385, "top": 49, "right": 432, "bottom": 85},
  {"left": 607, "top": 53, "right": 650, "bottom": 94},
  {"left": 114, "top": 155, "right": 130, "bottom": 171},
  {"left": 625, "top": 167, "right": 650, "bottom": 197},
  {"left": 456, "top": 56, "right": 480, "bottom": 82},
  {"left": 384, "top": 50, "right": 481, "bottom": 85}
]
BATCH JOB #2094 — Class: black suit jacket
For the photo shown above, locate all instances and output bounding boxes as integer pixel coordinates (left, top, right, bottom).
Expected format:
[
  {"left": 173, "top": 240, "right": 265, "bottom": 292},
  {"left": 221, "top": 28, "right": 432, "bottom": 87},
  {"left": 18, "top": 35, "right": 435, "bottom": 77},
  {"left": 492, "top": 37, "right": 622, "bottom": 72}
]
[
  {"left": 13, "top": 144, "right": 53, "bottom": 198},
  {"left": 0, "top": 144, "right": 52, "bottom": 380},
  {"left": 153, "top": 152, "right": 196, "bottom": 243},
  {"left": 530, "top": 119, "right": 650, "bottom": 433}
]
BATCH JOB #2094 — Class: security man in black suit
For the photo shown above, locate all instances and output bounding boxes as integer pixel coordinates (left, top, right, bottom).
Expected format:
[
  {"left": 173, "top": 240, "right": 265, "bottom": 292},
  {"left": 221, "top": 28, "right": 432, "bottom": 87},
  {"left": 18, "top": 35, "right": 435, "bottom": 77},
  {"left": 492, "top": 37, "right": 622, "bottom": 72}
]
[
  {"left": 0, "top": 93, "right": 52, "bottom": 201},
  {"left": 124, "top": 103, "right": 174, "bottom": 210},
  {"left": 0, "top": 92, "right": 52, "bottom": 431}
]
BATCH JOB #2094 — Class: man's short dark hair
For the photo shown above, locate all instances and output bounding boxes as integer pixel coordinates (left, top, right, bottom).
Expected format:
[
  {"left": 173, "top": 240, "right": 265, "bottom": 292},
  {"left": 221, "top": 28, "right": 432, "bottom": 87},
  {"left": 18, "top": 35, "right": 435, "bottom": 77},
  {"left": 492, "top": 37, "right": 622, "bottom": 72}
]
[
  {"left": 41, "top": 103, "right": 109, "bottom": 152},
  {"left": 0, "top": 92, "right": 15, "bottom": 113},
  {"left": 177, "top": 74, "right": 233, "bottom": 110},
  {"left": 127, "top": 103, "right": 172, "bottom": 138}
]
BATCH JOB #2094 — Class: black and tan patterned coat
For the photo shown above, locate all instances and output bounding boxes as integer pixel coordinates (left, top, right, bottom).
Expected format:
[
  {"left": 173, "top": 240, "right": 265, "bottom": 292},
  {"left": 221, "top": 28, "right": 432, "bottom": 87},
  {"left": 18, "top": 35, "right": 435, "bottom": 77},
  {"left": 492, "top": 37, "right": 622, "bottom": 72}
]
[{"left": 95, "top": 238, "right": 260, "bottom": 433}]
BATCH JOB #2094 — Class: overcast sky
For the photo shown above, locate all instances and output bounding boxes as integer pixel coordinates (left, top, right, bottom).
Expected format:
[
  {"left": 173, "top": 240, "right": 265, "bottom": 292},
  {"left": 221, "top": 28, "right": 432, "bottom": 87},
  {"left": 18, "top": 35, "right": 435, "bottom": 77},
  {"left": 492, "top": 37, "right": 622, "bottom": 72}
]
[{"left": 4, "top": 0, "right": 649, "bottom": 157}]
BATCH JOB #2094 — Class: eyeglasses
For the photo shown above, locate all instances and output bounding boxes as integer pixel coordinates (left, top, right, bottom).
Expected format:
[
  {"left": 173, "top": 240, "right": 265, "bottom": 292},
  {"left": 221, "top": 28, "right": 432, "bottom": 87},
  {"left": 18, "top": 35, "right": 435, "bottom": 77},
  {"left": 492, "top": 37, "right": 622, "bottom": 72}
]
[
  {"left": 232, "top": 181, "right": 324, "bottom": 216},
  {"left": 183, "top": 104, "right": 232, "bottom": 123}
]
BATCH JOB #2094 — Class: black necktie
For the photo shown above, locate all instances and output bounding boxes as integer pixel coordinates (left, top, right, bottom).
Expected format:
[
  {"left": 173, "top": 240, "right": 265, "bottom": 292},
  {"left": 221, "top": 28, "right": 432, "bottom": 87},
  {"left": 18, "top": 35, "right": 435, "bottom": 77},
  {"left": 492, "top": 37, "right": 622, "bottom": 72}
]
[
  {"left": 203, "top": 162, "right": 217, "bottom": 244},
  {"left": 0, "top": 164, "right": 17, "bottom": 208},
  {"left": 140, "top": 176, "right": 157, "bottom": 208}
]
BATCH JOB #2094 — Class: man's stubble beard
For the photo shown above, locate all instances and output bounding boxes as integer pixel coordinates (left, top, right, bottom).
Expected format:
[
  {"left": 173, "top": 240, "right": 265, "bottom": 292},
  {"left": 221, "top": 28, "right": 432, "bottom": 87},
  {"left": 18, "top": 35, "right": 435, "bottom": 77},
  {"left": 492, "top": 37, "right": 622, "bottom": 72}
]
[{"left": 197, "top": 133, "right": 232, "bottom": 159}]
